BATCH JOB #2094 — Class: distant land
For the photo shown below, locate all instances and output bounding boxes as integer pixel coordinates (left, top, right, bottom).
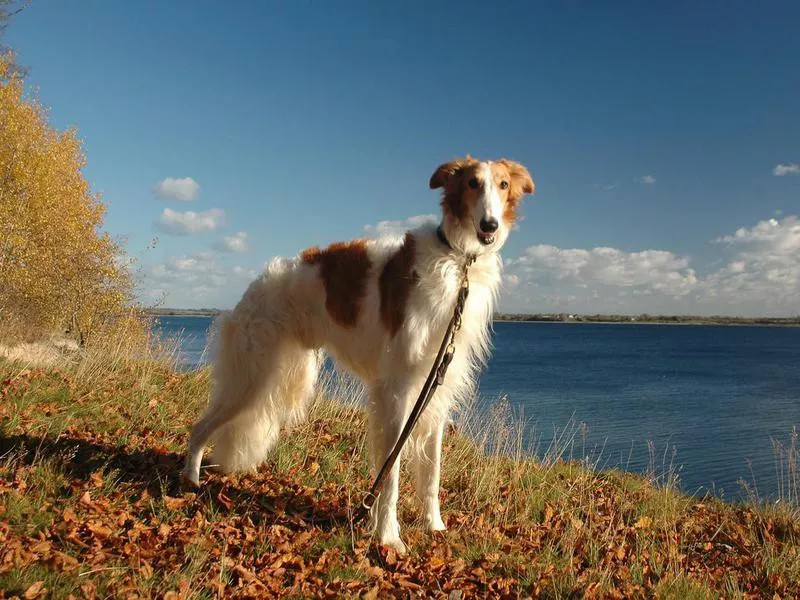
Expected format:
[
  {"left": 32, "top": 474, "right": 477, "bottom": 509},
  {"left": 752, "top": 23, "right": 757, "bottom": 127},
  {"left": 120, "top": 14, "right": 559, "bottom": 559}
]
[
  {"left": 147, "top": 308, "right": 223, "bottom": 317},
  {"left": 495, "top": 313, "right": 800, "bottom": 326},
  {"left": 146, "top": 308, "right": 800, "bottom": 327}
]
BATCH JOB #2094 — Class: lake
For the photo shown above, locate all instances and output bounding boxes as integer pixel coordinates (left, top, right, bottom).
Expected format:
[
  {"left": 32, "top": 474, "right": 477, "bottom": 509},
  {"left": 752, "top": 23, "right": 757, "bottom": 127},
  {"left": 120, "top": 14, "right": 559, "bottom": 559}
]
[{"left": 154, "top": 315, "right": 800, "bottom": 502}]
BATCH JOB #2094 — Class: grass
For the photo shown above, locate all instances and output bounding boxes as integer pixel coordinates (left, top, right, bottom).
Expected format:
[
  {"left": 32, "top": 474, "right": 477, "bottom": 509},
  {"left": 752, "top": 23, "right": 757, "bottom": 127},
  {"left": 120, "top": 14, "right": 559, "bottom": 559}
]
[{"left": 1, "top": 342, "right": 799, "bottom": 598}]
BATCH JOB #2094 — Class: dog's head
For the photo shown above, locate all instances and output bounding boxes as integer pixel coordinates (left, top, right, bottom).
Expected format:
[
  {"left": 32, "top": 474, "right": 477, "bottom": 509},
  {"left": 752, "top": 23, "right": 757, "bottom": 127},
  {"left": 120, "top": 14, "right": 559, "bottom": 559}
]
[{"left": 430, "top": 157, "right": 534, "bottom": 254}]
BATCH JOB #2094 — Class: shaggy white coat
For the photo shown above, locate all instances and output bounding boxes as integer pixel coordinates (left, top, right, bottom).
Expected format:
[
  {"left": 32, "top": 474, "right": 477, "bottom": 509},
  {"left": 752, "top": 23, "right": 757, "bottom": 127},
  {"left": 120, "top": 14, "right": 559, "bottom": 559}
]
[{"left": 183, "top": 158, "right": 532, "bottom": 552}]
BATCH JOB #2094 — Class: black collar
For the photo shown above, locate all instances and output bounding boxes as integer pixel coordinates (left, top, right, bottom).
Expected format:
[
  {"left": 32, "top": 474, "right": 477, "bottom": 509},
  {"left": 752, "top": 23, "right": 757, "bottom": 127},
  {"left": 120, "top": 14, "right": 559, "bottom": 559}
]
[
  {"left": 436, "top": 225, "right": 478, "bottom": 265},
  {"left": 436, "top": 225, "right": 453, "bottom": 251}
]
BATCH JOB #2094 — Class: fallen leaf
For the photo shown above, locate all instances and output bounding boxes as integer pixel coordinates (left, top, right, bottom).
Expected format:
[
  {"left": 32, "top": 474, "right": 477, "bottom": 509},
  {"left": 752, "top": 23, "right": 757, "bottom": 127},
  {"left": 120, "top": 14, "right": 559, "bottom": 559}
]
[
  {"left": 163, "top": 495, "right": 187, "bottom": 510},
  {"left": 24, "top": 581, "right": 46, "bottom": 599},
  {"left": 85, "top": 520, "right": 113, "bottom": 539},
  {"left": 217, "top": 490, "right": 233, "bottom": 510},
  {"left": 140, "top": 561, "right": 153, "bottom": 579},
  {"left": 90, "top": 471, "right": 104, "bottom": 488}
]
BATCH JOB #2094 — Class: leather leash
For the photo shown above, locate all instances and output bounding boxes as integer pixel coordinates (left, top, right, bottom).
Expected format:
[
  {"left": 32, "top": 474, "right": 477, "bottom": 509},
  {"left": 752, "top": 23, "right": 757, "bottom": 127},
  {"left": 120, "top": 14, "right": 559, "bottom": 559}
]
[{"left": 350, "top": 234, "right": 476, "bottom": 525}]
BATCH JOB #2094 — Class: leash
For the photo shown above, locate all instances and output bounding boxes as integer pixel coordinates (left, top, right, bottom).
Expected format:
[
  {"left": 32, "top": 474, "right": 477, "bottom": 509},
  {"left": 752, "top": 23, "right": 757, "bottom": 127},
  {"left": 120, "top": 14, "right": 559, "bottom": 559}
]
[{"left": 350, "top": 236, "right": 476, "bottom": 525}]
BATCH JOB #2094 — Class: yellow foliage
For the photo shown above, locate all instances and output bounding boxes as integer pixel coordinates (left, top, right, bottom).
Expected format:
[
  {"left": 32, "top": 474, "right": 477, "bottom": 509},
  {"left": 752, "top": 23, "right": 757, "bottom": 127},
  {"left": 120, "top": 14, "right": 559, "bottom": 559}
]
[{"left": 0, "top": 52, "right": 144, "bottom": 345}]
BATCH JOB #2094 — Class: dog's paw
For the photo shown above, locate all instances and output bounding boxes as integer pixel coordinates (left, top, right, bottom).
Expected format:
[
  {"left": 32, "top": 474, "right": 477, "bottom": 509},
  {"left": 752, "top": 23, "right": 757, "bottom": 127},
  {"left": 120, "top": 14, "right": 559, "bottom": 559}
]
[
  {"left": 427, "top": 516, "right": 447, "bottom": 532},
  {"left": 180, "top": 470, "right": 200, "bottom": 491},
  {"left": 379, "top": 536, "right": 407, "bottom": 555}
]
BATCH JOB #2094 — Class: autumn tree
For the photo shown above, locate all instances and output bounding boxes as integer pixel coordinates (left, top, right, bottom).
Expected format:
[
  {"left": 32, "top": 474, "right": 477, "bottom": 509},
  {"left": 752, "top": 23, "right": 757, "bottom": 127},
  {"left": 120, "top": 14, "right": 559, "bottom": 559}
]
[{"left": 0, "top": 51, "right": 141, "bottom": 344}]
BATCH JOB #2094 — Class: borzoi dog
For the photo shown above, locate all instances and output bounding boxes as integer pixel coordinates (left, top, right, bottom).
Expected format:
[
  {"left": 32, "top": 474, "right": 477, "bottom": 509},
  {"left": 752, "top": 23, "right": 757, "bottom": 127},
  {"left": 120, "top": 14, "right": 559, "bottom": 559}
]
[{"left": 183, "top": 156, "right": 535, "bottom": 552}]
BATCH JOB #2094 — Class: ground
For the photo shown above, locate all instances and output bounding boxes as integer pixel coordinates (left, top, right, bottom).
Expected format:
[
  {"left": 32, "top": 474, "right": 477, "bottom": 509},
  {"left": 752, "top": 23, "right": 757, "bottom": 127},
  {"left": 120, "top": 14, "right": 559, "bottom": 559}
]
[{"left": 1, "top": 355, "right": 799, "bottom": 599}]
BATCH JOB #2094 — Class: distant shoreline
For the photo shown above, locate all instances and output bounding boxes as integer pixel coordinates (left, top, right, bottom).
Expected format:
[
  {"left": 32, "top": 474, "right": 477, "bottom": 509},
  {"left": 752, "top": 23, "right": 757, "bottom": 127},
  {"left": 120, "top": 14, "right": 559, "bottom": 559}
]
[
  {"left": 147, "top": 308, "right": 222, "bottom": 317},
  {"left": 146, "top": 308, "right": 800, "bottom": 327},
  {"left": 494, "top": 318, "right": 800, "bottom": 328},
  {"left": 494, "top": 313, "right": 800, "bottom": 327}
]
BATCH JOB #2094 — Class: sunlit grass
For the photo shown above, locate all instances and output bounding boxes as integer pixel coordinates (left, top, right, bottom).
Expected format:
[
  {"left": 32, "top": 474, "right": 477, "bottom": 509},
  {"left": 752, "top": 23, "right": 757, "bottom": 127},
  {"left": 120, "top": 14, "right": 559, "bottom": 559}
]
[{"left": 1, "top": 337, "right": 799, "bottom": 597}]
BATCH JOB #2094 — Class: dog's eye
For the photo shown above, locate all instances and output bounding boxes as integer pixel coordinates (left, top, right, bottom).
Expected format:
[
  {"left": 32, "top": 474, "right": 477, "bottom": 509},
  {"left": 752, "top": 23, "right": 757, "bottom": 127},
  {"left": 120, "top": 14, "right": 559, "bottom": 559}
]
[
  {"left": 468, "top": 178, "right": 479, "bottom": 189},
  {"left": 500, "top": 181, "right": 509, "bottom": 190}
]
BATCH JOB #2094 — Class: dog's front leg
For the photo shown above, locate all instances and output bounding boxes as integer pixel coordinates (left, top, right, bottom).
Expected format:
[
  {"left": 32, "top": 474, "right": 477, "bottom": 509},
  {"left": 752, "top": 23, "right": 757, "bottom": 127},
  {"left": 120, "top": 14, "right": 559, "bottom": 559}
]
[
  {"left": 413, "top": 417, "right": 447, "bottom": 532},
  {"left": 367, "top": 380, "right": 416, "bottom": 554}
]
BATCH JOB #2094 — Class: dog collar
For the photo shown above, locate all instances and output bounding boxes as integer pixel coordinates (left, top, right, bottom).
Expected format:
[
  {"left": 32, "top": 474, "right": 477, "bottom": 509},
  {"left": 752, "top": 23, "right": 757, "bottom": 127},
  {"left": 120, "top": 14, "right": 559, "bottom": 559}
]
[
  {"left": 436, "top": 225, "right": 453, "bottom": 251},
  {"left": 436, "top": 225, "right": 478, "bottom": 265}
]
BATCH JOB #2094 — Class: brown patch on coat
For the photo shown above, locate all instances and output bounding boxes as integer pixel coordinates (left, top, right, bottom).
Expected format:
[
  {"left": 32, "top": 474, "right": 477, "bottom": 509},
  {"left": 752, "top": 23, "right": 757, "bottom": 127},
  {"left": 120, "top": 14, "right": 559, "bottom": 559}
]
[
  {"left": 429, "top": 157, "right": 478, "bottom": 222},
  {"left": 378, "top": 233, "right": 418, "bottom": 337},
  {"left": 301, "top": 240, "right": 371, "bottom": 328},
  {"left": 299, "top": 246, "right": 321, "bottom": 263},
  {"left": 495, "top": 160, "right": 534, "bottom": 225},
  {"left": 494, "top": 159, "right": 535, "bottom": 225}
]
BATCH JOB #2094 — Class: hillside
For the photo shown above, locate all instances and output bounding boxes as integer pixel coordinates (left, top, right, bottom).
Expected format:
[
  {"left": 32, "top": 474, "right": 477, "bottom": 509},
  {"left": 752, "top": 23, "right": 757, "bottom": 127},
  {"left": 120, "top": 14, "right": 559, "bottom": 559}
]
[{"left": 1, "top": 353, "right": 799, "bottom": 598}]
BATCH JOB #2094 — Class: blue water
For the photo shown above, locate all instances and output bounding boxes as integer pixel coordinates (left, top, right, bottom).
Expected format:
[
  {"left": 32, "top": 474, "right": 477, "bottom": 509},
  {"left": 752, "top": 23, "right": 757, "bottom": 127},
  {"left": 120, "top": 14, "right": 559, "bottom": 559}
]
[{"left": 154, "top": 316, "right": 800, "bottom": 501}]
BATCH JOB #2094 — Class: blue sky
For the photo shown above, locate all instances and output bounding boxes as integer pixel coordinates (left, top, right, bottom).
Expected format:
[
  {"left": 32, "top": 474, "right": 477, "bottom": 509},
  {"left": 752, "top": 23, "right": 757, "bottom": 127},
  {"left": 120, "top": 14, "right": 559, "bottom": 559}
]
[{"left": 7, "top": 1, "right": 800, "bottom": 315}]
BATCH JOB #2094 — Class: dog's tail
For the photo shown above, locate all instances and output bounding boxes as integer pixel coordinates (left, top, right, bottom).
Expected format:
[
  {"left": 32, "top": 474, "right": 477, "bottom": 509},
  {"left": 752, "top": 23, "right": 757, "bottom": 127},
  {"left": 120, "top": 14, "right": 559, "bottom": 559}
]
[{"left": 206, "top": 307, "right": 321, "bottom": 474}]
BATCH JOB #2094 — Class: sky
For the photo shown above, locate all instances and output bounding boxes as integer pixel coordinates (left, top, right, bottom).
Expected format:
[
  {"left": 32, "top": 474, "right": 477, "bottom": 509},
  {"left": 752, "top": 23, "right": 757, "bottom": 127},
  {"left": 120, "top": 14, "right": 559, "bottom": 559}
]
[{"left": 6, "top": 1, "right": 800, "bottom": 316}]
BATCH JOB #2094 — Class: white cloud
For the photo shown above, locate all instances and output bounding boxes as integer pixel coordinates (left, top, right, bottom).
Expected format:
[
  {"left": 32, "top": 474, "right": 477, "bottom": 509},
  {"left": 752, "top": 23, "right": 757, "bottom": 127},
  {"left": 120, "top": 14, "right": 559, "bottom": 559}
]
[
  {"left": 231, "top": 266, "right": 252, "bottom": 277},
  {"left": 704, "top": 216, "right": 800, "bottom": 312},
  {"left": 143, "top": 287, "right": 167, "bottom": 304},
  {"left": 773, "top": 163, "right": 800, "bottom": 177},
  {"left": 154, "top": 208, "right": 225, "bottom": 235},
  {"left": 151, "top": 253, "right": 217, "bottom": 281},
  {"left": 214, "top": 231, "right": 249, "bottom": 253},
  {"left": 153, "top": 177, "right": 201, "bottom": 201},
  {"left": 150, "top": 252, "right": 258, "bottom": 283},
  {"left": 589, "top": 183, "right": 620, "bottom": 191},
  {"left": 146, "top": 253, "right": 259, "bottom": 307},
  {"left": 506, "top": 244, "right": 697, "bottom": 296},
  {"left": 713, "top": 216, "right": 800, "bottom": 246},
  {"left": 364, "top": 214, "right": 438, "bottom": 237},
  {"left": 500, "top": 215, "right": 800, "bottom": 316},
  {"left": 636, "top": 175, "right": 656, "bottom": 184}
]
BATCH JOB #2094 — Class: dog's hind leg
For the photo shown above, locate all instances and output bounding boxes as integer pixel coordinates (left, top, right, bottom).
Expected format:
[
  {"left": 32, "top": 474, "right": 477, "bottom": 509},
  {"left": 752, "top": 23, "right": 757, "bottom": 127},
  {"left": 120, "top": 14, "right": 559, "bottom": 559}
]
[
  {"left": 182, "top": 313, "right": 277, "bottom": 486},
  {"left": 183, "top": 311, "right": 298, "bottom": 485},
  {"left": 274, "top": 342, "right": 322, "bottom": 430},
  {"left": 183, "top": 393, "right": 262, "bottom": 487},
  {"left": 183, "top": 393, "right": 243, "bottom": 487},
  {"left": 209, "top": 341, "right": 320, "bottom": 475},
  {"left": 184, "top": 330, "right": 321, "bottom": 488}
]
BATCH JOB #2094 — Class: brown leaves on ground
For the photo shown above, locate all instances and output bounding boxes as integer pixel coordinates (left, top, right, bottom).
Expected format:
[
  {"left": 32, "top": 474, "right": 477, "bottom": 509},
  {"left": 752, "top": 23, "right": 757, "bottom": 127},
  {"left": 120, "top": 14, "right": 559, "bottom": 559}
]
[{"left": 1, "top": 365, "right": 799, "bottom": 598}]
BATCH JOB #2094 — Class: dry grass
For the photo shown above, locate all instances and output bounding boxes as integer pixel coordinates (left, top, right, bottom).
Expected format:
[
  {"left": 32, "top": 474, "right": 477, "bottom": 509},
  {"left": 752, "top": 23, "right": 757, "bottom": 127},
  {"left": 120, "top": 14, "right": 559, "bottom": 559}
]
[{"left": 1, "top": 338, "right": 799, "bottom": 598}]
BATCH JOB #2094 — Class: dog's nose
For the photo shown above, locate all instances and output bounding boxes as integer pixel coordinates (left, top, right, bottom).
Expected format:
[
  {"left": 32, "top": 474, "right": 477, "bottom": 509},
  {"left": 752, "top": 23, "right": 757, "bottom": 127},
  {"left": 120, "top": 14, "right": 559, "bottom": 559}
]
[{"left": 479, "top": 217, "right": 499, "bottom": 233}]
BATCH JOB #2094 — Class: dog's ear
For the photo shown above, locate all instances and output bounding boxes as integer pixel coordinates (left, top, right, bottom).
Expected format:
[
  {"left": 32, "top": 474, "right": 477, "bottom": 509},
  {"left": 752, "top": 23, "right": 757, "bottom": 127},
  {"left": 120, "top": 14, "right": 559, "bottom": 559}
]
[
  {"left": 429, "top": 159, "right": 468, "bottom": 190},
  {"left": 498, "top": 159, "right": 535, "bottom": 197}
]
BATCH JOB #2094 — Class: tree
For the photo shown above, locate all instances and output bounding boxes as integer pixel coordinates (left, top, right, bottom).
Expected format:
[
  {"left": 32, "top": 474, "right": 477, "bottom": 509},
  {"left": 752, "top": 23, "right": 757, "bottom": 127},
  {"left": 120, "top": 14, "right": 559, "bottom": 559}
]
[{"left": 0, "top": 51, "right": 141, "bottom": 344}]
